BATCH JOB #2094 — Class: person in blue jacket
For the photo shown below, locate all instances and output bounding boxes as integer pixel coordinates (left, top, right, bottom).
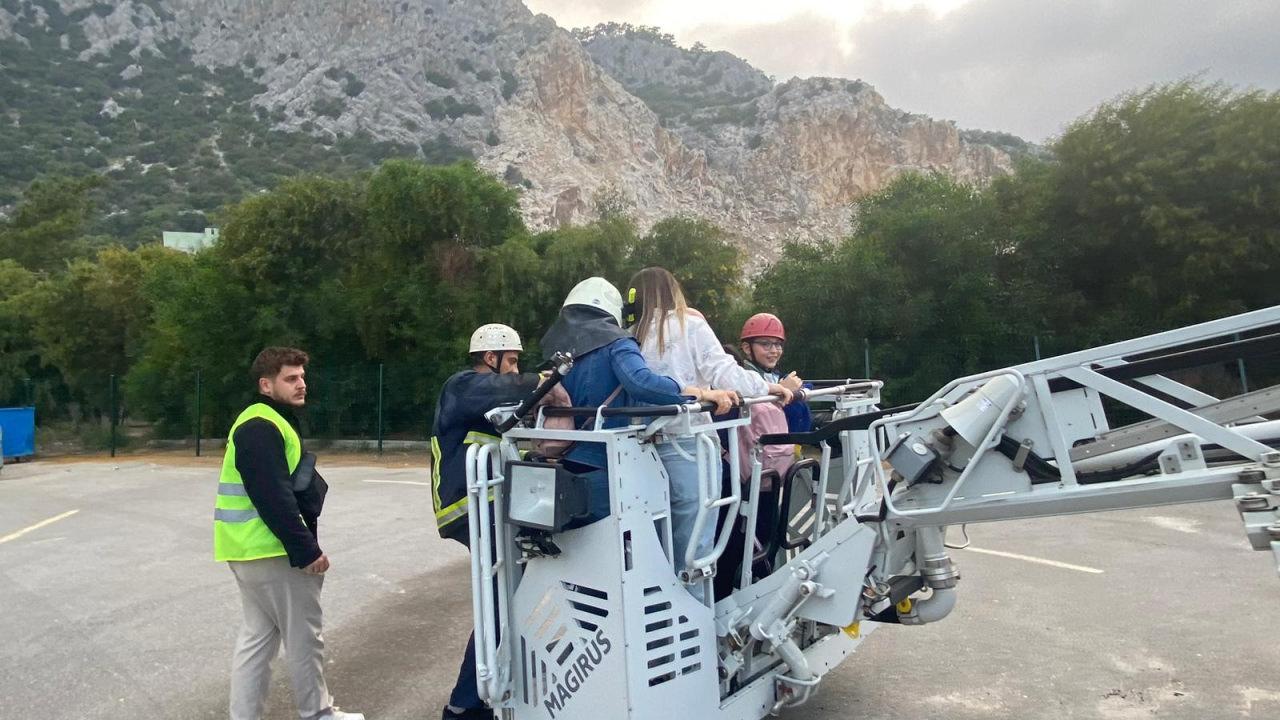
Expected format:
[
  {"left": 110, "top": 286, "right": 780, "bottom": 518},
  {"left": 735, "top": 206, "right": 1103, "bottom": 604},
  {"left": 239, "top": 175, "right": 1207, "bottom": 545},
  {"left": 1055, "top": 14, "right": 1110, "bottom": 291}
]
[{"left": 540, "top": 277, "right": 737, "bottom": 524}]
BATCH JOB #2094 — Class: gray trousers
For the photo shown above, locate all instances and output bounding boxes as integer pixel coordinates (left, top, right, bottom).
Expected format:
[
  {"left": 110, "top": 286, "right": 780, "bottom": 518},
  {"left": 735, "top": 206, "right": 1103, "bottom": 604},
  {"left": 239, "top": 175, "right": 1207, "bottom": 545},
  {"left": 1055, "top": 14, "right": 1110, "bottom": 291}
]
[{"left": 228, "top": 556, "right": 333, "bottom": 720}]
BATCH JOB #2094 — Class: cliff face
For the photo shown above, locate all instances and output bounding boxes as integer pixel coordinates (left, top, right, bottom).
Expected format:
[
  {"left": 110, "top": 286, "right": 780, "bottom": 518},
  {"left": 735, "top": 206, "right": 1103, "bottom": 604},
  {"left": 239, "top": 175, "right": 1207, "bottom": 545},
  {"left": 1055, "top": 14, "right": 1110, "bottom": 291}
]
[
  {"left": 709, "top": 78, "right": 1012, "bottom": 248},
  {"left": 483, "top": 26, "right": 721, "bottom": 232},
  {"left": 577, "top": 34, "right": 1015, "bottom": 258},
  {"left": 2, "top": 1, "right": 1017, "bottom": 264}
]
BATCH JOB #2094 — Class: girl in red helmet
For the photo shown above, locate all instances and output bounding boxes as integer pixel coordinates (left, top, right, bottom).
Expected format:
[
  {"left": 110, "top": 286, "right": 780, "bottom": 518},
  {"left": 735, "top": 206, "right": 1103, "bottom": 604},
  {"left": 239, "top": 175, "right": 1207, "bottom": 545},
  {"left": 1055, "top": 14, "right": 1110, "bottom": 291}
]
[
  {"left": 739, "top": 313, "right": 800, "bottom": 387},
  {"left": 734, "top": 313, "right": 805, "bottom": 580}
]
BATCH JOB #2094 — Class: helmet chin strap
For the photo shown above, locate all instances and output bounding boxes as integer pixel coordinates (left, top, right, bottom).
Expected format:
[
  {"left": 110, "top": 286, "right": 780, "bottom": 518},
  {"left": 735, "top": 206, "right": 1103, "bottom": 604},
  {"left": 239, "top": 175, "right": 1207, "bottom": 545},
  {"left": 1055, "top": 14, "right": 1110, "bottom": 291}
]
[
  {"left": 746, "top": 343, "right": 775, "bottom": 373},
  {"left": 486, "top": 350, "right": 505, "bottom": 374}
]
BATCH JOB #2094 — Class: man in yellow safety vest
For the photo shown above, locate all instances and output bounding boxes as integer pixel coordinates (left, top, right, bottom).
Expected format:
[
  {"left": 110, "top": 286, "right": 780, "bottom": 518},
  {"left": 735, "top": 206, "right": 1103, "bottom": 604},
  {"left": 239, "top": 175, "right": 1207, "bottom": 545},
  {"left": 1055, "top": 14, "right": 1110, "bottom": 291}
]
[{"left": 214, "top": 347, "right": 363, "bottom": 720}]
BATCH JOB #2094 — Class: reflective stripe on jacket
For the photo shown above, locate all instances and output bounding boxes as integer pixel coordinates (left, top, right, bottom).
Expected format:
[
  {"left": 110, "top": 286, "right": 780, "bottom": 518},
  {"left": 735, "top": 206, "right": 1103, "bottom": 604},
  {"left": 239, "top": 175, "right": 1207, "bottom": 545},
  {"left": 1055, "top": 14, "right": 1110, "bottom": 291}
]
[
  {"left": 431, "top": 430, "right": 499, "bottom": 532},
  {"left": 214, "top": 403, "right": 302, "bottom": 561},
  {"left": 430, "top": 370, "right": 540, "bottom": 538}
]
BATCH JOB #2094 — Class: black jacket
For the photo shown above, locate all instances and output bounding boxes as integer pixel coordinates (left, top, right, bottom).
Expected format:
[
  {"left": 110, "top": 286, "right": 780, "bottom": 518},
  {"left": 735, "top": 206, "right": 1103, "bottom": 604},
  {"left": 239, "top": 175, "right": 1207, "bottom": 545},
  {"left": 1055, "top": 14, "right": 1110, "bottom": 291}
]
[
  {"left": 430, "top": 370, "right": 540, "bottom": 540},
  {"left": 233, "top": 397, "right": 325, "bottom": 567}
]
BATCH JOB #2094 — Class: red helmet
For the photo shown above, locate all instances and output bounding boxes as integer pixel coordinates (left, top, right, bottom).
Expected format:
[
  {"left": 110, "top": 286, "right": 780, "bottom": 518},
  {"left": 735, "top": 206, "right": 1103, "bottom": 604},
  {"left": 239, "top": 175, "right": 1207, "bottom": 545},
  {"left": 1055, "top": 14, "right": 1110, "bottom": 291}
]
[{"left": 741, "top": 313, "right": 785, "bottom": 341}]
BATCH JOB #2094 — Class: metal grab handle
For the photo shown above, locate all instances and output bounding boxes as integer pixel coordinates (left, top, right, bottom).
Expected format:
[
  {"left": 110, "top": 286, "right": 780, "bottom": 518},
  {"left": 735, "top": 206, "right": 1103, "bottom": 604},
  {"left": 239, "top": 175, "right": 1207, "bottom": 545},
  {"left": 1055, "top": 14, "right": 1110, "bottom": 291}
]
[
  {"left": 464, "top": 444, "right": 492, "bottom": 701},
  {"left": 684, "top": 432, "right": 716, "bottom": 569},
  {"left": 467, "top": 442, "right": 510, "bottom": 704},
  {"left": 812, "top": 441, "right": 833, "bottom": 544},
  {"left": 686, "top": 431, "right": 742, "bottom": 575},
  {"left": 738, "top": 455, "right": 764, "bottom": 590}
]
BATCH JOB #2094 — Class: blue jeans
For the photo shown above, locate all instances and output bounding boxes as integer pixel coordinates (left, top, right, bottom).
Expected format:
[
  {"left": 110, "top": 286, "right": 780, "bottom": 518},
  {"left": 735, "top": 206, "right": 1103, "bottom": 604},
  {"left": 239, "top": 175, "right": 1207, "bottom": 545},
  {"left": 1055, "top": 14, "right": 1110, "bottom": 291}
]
[{"left": 659, "top": 437, "right": 717, "bottom": 579}]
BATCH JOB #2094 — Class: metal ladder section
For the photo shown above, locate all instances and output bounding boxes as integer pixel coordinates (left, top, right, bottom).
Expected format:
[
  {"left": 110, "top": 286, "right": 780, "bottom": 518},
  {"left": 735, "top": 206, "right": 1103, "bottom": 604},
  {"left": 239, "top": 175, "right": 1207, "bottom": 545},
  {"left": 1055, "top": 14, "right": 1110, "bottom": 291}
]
[{"left": 860, "top": 306, "right": 1280, "bottom": 574}]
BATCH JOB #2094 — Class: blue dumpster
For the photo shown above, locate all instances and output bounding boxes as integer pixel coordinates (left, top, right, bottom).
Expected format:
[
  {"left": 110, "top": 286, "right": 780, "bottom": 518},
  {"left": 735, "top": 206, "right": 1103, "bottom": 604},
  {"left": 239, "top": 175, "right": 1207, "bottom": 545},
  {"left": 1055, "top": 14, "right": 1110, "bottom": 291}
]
[{"left": 0, "top": 407, "right": 36, "bottom": 460}]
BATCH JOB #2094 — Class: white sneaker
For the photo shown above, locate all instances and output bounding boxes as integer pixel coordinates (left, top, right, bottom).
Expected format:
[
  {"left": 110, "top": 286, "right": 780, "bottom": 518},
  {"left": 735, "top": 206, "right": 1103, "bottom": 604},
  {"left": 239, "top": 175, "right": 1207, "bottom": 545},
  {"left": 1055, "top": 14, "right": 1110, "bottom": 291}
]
[{"left": 322, "top": 710, "right": 365, "bottom": 720}]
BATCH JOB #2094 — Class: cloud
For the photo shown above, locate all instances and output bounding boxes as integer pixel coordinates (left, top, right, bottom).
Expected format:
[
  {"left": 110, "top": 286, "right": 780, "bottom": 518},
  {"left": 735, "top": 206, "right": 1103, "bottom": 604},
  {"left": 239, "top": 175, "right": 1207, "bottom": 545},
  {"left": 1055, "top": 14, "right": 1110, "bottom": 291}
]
[
  {"left": 836, "top": 0, "right": 1280, "bottom": 140},
  {"left": 688, "top": 12, "right": 850, "bottom": 82},
  {"left": 525, "top": 0, "right": 1280, "bottom": 142},
  {"left": 523, "top": 0, "right": 660, "bottom": 31}
]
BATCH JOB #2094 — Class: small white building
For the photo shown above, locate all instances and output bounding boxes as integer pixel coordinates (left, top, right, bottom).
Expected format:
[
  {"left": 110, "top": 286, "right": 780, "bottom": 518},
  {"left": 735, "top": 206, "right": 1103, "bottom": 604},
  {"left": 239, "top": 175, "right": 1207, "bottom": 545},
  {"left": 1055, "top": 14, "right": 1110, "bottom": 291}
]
[{"left": 162, "top": 227, "right": 220, "bottom": 253}]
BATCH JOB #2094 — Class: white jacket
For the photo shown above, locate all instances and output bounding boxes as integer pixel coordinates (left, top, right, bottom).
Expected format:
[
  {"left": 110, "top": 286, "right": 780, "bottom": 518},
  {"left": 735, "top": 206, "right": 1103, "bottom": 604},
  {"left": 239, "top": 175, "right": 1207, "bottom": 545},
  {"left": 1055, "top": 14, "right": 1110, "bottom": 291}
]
[{"left": 637, "top": 309, "right": 769, "bottom": 398}]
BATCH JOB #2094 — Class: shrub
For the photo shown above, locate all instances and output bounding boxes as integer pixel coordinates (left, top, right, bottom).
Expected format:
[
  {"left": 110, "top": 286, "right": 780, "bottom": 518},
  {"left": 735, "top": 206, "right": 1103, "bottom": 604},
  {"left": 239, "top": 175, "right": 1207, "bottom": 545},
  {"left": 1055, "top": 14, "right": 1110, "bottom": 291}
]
[
  {"left": 424, "top": 69, "right": 456, "bottom": 89},
  {"left": 500, "top": 70, "right": 518, "bottom": 100},
  {"left": 311, "top": 97, "right": 345, "bottom": 119}
]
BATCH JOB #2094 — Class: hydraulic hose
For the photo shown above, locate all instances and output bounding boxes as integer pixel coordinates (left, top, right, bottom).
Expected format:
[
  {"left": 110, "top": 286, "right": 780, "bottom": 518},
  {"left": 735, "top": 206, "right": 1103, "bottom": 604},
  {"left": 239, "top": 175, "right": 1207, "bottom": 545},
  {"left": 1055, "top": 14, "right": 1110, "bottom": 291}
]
[
  {"left": 997, "top": 433, "right": 1280, "bottom": 485},
  {"left": 997, "top": 435, "right": 1163, "bottom": 485}
]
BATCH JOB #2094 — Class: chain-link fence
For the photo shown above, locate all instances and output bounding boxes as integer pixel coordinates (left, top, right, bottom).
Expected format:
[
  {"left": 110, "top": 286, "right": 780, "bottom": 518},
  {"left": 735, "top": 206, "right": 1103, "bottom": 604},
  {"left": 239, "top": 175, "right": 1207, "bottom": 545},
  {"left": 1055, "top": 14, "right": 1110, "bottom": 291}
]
[{"left": 27, "top": 363, "right": 437, "bottom": 458}]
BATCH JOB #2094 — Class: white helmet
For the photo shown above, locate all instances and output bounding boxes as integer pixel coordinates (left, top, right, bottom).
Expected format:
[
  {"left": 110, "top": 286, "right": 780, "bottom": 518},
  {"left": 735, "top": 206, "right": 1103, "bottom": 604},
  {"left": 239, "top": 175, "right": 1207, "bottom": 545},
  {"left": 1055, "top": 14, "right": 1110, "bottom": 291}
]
[
  {"left": 563, "top": 277, "right": 623, "bottom": 325},
  {"left": 469, "top": 323, "right": 523, "bottom": 353}
]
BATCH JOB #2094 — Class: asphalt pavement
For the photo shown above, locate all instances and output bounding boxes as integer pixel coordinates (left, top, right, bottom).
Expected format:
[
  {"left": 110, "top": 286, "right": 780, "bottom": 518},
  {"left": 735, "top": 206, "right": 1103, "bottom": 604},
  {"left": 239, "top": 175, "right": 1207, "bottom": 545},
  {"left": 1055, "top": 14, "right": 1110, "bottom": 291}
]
[{"left": 1, "top": 457, "right": 1277, "bottom": 719}]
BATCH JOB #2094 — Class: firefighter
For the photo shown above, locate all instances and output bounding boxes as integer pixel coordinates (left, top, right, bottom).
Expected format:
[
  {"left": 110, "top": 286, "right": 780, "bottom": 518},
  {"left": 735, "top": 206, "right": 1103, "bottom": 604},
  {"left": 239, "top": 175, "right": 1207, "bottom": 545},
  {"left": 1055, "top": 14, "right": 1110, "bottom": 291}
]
[{"left": 431, "top": 324, "right": 541, "bottom": 720}]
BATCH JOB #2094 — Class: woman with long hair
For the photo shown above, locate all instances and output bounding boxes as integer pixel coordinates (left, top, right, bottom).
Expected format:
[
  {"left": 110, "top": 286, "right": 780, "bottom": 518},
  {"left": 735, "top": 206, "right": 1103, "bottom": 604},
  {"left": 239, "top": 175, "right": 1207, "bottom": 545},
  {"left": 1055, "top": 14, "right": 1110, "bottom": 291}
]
[{"left": 624, "top": 267, "right": 799, "bottom": 597}]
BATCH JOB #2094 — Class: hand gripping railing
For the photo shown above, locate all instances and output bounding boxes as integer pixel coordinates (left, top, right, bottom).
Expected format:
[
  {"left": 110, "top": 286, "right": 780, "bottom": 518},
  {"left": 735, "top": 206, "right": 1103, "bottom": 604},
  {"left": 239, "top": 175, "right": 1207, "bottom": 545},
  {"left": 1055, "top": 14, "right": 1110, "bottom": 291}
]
[{"left": 511, "top": 384, "right": 875, "bottom": 598}]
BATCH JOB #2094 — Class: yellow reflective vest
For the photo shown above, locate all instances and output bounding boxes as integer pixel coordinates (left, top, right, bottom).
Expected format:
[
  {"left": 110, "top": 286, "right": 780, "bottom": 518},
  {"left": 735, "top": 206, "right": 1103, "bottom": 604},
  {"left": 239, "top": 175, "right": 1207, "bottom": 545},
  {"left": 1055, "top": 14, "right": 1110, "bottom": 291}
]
[{"left": 213, "top": 403, "right": 302, "bottom": 562}]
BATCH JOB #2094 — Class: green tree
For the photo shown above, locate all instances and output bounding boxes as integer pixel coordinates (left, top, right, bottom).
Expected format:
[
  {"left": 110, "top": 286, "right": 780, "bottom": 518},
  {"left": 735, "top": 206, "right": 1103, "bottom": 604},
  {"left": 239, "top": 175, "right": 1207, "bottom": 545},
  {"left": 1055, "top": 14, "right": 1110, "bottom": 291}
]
[
  {"left": 482, "top": 220, "right": 626, "bottom": 360},
  {"left": 756, "top": 173, "right": 1029, "bottom": 401},
  {"left": 127, "top": 159, "right": 532, "bottom": 436},
  {"left": 132, "top": 175, "right": 370, "bottom": 434},
  {"left": 755, "top": 81, "right": 1280, "bottom": 400},
  {"left": 30, "top": 245, "right": 185, "bottom": 417},
  {"left": 125, "top": 249, "right": 256, "bottom": 435},
  {"left": 364, "top": 160, "right": 522, "bottom": 255},
  {"left": 629, "top": 216, "right": 743, "bottom": 335},
  {"left": 215, "top": 174, "right": 366, "bottom": 289},
  {"left": 0, "top": 175, "right": 105, "bottom": 272},
  {"left": 1019, "top": 80, "right": 1280, "bottom": 345},
  {"left": 0, "top": 260, "right": 40, "bottom": 404},
  {"left": 477, "top": 234, "right": 554, "bottom": 352},
  {"left": 350, "top": 162, "right": 524, "bottom": 413}
]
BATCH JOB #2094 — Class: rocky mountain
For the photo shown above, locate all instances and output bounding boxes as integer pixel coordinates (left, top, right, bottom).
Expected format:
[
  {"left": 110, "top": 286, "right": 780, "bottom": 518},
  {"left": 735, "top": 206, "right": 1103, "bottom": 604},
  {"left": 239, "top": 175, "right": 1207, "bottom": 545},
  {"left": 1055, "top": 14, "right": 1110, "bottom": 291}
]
[
  {"left": 574, "top": 23, "right": 774, "bottom": 124},
  {"left": 0, "top": 0, "right": 1018, "bottom": 265}
]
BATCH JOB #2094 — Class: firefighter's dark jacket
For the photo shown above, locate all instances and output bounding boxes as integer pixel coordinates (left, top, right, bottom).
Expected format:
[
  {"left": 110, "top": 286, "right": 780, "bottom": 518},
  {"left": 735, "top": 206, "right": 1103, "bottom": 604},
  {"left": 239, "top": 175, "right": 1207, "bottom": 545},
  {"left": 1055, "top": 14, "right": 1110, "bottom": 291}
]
[{"left": 431, "top": 369, "right": 540, "bottom": 540}]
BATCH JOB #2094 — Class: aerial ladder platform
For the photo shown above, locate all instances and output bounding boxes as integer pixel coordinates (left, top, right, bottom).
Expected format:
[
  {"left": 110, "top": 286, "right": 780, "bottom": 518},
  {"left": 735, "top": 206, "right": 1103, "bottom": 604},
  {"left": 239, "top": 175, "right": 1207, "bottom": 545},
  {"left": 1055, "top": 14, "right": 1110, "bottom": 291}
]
[{"left": 464, "top": 306, "right": 1280, "bottom": 720}]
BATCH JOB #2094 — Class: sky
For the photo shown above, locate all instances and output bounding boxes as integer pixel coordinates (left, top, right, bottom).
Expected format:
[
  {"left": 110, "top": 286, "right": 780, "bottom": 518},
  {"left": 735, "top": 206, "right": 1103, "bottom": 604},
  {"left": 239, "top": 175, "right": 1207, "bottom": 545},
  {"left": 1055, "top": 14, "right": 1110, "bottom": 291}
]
[{"left": 523, "top": 0, "right": 1280, "bottom": 142}]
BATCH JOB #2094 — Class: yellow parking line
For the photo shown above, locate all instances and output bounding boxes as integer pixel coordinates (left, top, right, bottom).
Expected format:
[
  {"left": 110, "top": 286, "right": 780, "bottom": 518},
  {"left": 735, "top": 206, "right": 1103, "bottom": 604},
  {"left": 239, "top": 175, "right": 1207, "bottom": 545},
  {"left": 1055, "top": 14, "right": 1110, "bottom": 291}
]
[{"left": 0, "top": 509, "right": 80, "bottom": 545}]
